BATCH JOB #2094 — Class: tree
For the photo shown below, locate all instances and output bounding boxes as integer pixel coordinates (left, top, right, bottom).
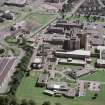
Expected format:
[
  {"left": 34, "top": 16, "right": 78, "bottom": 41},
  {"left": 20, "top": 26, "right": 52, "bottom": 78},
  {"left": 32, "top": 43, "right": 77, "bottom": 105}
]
[
  {"left": 0, "top": 49, "right": 5, "bottom": 54},
  {"left": 21, "top": 99, "right": 28, "bottom": 105},
  {"left": 55, "top": 102, "right": 61, "bottom": 105},
  {"left": 28, "top": 100, "right": 36, "bottom": 105},
  {"left": 92, "top": 93, "right": 98, "bottom": 100},
  {"left": 42, "top": 101, "right": 51, "bottom": 105},
  {"left": 26, "top": 71, "right": 30, "bottom": 77},
  {"left": 9, "top": 97, "right": 19, "bottom": 105},
  {"left": 0, "top": 96, "right": 10, "bottom": 105}
]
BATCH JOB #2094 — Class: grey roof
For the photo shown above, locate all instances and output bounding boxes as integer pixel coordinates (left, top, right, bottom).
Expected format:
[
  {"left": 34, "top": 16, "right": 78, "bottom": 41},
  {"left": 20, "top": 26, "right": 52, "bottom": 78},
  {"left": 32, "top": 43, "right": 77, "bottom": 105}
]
[
  {"left": 0, "top": 57, "right": 16, "bottom": 85},
  {"left": 89, "top": 33, "right": 104, "bottom": 46},
  {"left": 47, "top": 81, "right": 69, "bottom": 90},
  {"left": 101, "top": 50, "right": 105, "bottom": 60}
]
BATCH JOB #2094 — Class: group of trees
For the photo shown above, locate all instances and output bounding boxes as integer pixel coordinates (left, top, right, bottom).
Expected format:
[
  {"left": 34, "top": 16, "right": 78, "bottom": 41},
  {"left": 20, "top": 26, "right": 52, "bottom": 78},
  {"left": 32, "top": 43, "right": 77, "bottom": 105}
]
[
  {"left": 82, "top": 14, "right": 104, "bottom": 22},
  {"left": 9, "top": 40, "right": 34, "bottom": 96},
  {"left": 0, "top": 96, "right": 36, "bottom": 105},
  {"left": 42, "top": 101, "right": 61, "bottom": 105},
  {"left": 0, "top": 97, "right": 62, "bottom": 105},
  {"left": 62, "top": 0, "right": 78, "bottom": 12},
  {"left": 92, "top": 93, "right": 98, "bottom": 100},
  {"left": 0, "top": 48, "right": 5, "bottom": 54}
]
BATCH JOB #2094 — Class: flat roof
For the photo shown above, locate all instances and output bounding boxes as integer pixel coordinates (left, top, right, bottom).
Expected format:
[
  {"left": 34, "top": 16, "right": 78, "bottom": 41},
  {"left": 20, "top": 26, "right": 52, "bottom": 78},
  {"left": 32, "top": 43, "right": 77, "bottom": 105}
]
[
  {"left": 34, "top": 58, "right": 42, "bottom": 64},
  {"left": 97, "top": 59, "right": 105, "bottom": 64},
  {"left": 97, "top": 46, "right": 105, "bottom": 50},
  {"left": 56, "top": 50, "right": 91, "bottom": 56},
  {"left": 58, "top": 58, "right": 86, "bottom": 65},
  {"left": 0, "top": 57, "right": 16, "bottom": 85},
  {"left": 47, "top": 81, "right": 68, "bottom": 90}
]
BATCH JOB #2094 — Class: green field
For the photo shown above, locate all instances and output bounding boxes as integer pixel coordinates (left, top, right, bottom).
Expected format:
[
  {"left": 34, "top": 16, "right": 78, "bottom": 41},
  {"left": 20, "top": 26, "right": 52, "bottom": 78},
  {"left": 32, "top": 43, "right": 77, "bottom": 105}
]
[
  {"left": 80, "top": 71, "right": 105, "bottom": 82},
  {"left": 11, "top": 47, "right": 21, "bottom": 56},
  {"left": 5, "top": 36, "right": 17, "bottom": 44},
  {"left": 16, "top": 71, "right": 105, "bottom": 105},
  {"left": 56, "top": 64, "right": 82, "bottom": 70},
  {"left": 26, "top": 13, "right": 56, "bottom": 25}
]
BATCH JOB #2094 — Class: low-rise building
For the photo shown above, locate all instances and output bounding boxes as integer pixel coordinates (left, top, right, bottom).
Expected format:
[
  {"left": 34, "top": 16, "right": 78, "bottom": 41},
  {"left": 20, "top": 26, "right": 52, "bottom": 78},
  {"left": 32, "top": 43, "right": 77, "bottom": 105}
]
[
  {"left": 101, "top": 50, "right": 105, "bottom": 60},
  {"left": 68, "top": 66, "right": 96, "bottom": 79},
  {"left": 43, "top": 33, "right": 66, "bottom": 44},
  {"left": 55, "top": 22, "right": 83, "bottom": 30},
  {"left": 47, "top": 81, "right": 69, "bottom": 91},
  {"left": 77, "top": 81, "right": 86, "bottom": 96},
  {"left": 96, "top": 59, "right": 105, "bottom": 68},
  {"left": 4, "top": 0, "right": 27, "bottom": 7},
  {"left": 11, "top": 21, "right": 26, "bottom": 32},
  {"left": 55, "top": 50, "right": 91, "bottom": 59},
  {"left": 36, "top": 73, "right": 49, "bottom": 87},
  {"left": 47, "top": 26, "right": 64, "bottom": 34}
]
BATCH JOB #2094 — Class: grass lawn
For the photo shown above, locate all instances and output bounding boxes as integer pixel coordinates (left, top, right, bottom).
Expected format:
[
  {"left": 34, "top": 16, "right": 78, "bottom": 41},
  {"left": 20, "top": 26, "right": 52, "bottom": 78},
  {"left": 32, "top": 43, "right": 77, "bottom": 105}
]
[
  {"left": 80, "top": 71, "right": 105, "bottom": 82},
  {"left": 56, "top": 64, "right": 82, "bottom": 70},
  {"left": 11, "top": 47, "right": 21, "bottom": 56},
  {"left": 91, "top": 57, "right": 97, "bottom": 66},
  {"left": 16, "top": 71, "right": 105, "bottom": 105},
  {"left": 5, "top": 36, "right": 17, "bottom": 44},
  {"left": 26, "top": 13, "right": 56, "bottom": 25}
]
